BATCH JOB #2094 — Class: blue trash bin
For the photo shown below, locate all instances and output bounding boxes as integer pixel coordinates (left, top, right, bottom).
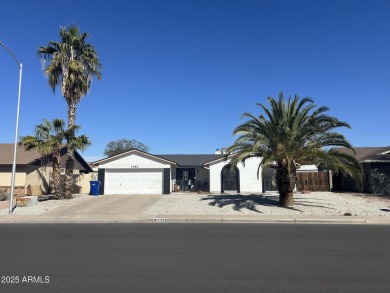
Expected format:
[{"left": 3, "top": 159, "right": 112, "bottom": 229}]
[{"left": 89, "top": 181, "right": 101, "bottom": 196}]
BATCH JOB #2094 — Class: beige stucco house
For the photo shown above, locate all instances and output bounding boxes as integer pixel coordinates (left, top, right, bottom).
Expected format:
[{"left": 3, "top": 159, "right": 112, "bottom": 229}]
[{"left": 0, "top": 144, "right": 93, "bottom": 196}]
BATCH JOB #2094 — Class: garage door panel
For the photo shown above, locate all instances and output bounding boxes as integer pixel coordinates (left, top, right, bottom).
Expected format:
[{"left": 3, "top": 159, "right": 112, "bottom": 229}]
[{"left": 105, "top": 169, "right": 163, "bottom": 194}]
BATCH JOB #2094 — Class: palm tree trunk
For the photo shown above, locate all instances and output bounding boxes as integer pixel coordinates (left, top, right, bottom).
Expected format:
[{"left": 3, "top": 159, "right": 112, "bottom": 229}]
[
  {"left": 279, "top": 187, "right": 294, "bottom": 207},
  {"left": 64, "top": 152, "right": 74, "bottom": 199},
  {"left": 276, "top": 166, "right": 295, "bottom": 207},
  {"left": 64, "top": 100, "right": 77, "bottom": 199},
  {"left": 67, "top": 100, "right": 77, "bottom": 129},
  {"left": 52, "top": 146, "right": 63, "bottom": 199}
]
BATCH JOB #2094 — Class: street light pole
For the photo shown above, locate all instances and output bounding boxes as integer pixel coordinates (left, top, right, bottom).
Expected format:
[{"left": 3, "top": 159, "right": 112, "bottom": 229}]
[{"left": 0, "top": 41, "right": 23, "bottom": 215}]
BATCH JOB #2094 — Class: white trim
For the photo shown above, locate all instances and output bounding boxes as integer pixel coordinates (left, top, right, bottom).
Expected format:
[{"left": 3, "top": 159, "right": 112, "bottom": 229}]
[{"left": 92, "top": 149, "right": 177, "bottom": 166}]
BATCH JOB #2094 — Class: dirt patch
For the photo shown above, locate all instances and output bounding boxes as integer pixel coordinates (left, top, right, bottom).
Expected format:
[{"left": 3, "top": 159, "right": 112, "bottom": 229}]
[{"left": 0, "top": 200, "right": 9, "bottom": 210}]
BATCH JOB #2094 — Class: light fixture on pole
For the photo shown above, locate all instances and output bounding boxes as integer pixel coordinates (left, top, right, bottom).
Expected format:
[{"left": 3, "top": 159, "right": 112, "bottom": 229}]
[{"left": 0, "top": 41, "right": 23, "bottom": 215}]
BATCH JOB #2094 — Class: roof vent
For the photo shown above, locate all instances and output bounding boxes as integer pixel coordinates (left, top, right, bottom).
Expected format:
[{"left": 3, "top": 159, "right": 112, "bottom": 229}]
[{"left": 215, "top": 148, "right": 227, "bottom": 155}]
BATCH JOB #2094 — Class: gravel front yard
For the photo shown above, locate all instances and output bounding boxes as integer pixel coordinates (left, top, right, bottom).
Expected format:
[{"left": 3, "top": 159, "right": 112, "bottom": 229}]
[
  {"left": 0, "top": 194, "right": 91, "bottom": 216},
  {"left": 143, "top": 192, "right": 390, "bottom": 216},
  {"left": 1, "top": 192, "right": 389, "bottom": 217}
]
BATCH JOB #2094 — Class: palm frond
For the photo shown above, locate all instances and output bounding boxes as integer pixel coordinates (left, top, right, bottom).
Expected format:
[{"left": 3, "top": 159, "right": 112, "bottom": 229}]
[{"left": 38, "top": 24, "right": 102, "bottom": 100}]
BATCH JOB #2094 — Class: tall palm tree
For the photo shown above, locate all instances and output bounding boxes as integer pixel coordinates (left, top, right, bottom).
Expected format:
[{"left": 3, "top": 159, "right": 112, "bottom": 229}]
[
  {"left": 227, "top": 93, "right": 362, "bottom": 207},
  {"left": 20, "top": 119, "right": 91, "bottom": 199},
  {"left": 38, "top": 25, "right": 102, "bottom": 198}
]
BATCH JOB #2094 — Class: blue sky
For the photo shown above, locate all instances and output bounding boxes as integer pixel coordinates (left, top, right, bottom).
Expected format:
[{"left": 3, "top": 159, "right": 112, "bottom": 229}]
[{"left": 1, "top": 0, "right": 389, "bottom": 161}]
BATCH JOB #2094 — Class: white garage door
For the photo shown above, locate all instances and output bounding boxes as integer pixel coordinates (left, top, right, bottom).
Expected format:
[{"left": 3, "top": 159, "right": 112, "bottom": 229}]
[{"left": 105, "top": 169, "right": 163, "bottom": 194}]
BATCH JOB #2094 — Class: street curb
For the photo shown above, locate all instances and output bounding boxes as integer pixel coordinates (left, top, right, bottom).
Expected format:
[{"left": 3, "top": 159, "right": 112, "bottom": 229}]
[
  {"left": 148, "top": 217, "right": 371, "bottom": 224},
  {"left": 1, "top": 215, "right": 390, "bottom": 224}
]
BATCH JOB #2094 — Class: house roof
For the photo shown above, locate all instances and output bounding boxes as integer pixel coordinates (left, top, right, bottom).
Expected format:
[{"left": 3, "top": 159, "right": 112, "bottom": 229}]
[
  {"left": 0, "top": 143, "right": 93, "bottom": 172},
  {"left": 0, "top": 144, "right": 43, "bottom": 165},
  {"left": 92, "top": 150, "right": 226, "bottom": 167},
  {"left": 157, "top": 154, "right": 225, "bottom": 167},
  {"left": 333, "top": 146, "right": 390, "bottom": 162},
  {"left": 92, "top": 149, "right": 178, "bottom": 166},
  {"left": 296, "top": 164, "right": 318, "bottom": 172}
]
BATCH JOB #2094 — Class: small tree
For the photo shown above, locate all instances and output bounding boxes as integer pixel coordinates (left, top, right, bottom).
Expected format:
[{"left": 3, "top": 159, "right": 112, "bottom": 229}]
[
  {"left": 20, "top": 119, "right": 91, "bottom": 199},
  {"left": 104, "top": 139, "right": 150, "bottom": 157},
  {"left": 20, "top": 119, "right": 65, "bottom": 198}
]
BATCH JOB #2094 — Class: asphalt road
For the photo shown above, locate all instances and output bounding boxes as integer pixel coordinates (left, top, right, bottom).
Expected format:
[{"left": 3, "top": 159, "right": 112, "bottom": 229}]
[{"left": 0, "top": 223, "right": 389, "bottom": 293}]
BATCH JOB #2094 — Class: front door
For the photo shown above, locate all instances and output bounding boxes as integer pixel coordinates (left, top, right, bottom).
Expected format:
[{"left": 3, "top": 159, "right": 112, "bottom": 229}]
[
  {"left": 176, "top": 168, "right": 196, "bottom": 192},
  {"left": 221, "top": 165, "right": 240, "bottom": 193}
]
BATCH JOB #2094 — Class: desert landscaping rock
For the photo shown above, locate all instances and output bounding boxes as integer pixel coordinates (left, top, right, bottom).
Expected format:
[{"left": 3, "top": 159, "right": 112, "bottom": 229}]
[{"left": 143, "top": 192, "right": 390, "bottom": 216}]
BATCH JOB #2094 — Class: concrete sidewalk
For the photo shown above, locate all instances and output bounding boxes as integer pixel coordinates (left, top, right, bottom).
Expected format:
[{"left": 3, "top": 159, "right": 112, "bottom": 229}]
[
  {"left": 1, "top": 193, "right": 390, "bottom": 224},
  {"left": 1, "top": 213, "right": 390, "bottom": 224}
]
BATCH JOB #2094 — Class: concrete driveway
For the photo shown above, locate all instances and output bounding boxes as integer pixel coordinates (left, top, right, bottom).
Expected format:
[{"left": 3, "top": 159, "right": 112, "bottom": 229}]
[{"left": 45, "top": 194, "right": 161, "bottom": 222}]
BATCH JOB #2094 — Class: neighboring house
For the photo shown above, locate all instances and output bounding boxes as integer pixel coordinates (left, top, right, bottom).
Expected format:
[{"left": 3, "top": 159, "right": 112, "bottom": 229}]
[
  {"left": 262, "top": 164, "right": 331, "bottom": 192},
  {"left": 92, "top": 150, "right": 264, "bottom": 195},
  {"left": 0, "top": 144, "right": 93, "bottom": 196},
  {"left": 332, "top": 146, "right": 390, "bottom": 195}
]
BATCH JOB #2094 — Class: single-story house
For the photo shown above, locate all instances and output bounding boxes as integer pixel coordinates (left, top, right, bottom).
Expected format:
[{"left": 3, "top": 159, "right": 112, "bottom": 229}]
[
  {"left": 92, "top": 150, "right": 264, "bottom": 195},
  {"left": 0, "top": 144, "right": 93, "bottom": 196},
  {"left": 332, "top": 146, "right": 390, "bottom": 195}
]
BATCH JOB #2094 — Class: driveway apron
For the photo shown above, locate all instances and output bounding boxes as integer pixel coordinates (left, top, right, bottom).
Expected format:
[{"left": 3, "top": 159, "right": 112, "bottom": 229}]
[{"left": 46, "top": 194, "right": 161, "bottom": 220}]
